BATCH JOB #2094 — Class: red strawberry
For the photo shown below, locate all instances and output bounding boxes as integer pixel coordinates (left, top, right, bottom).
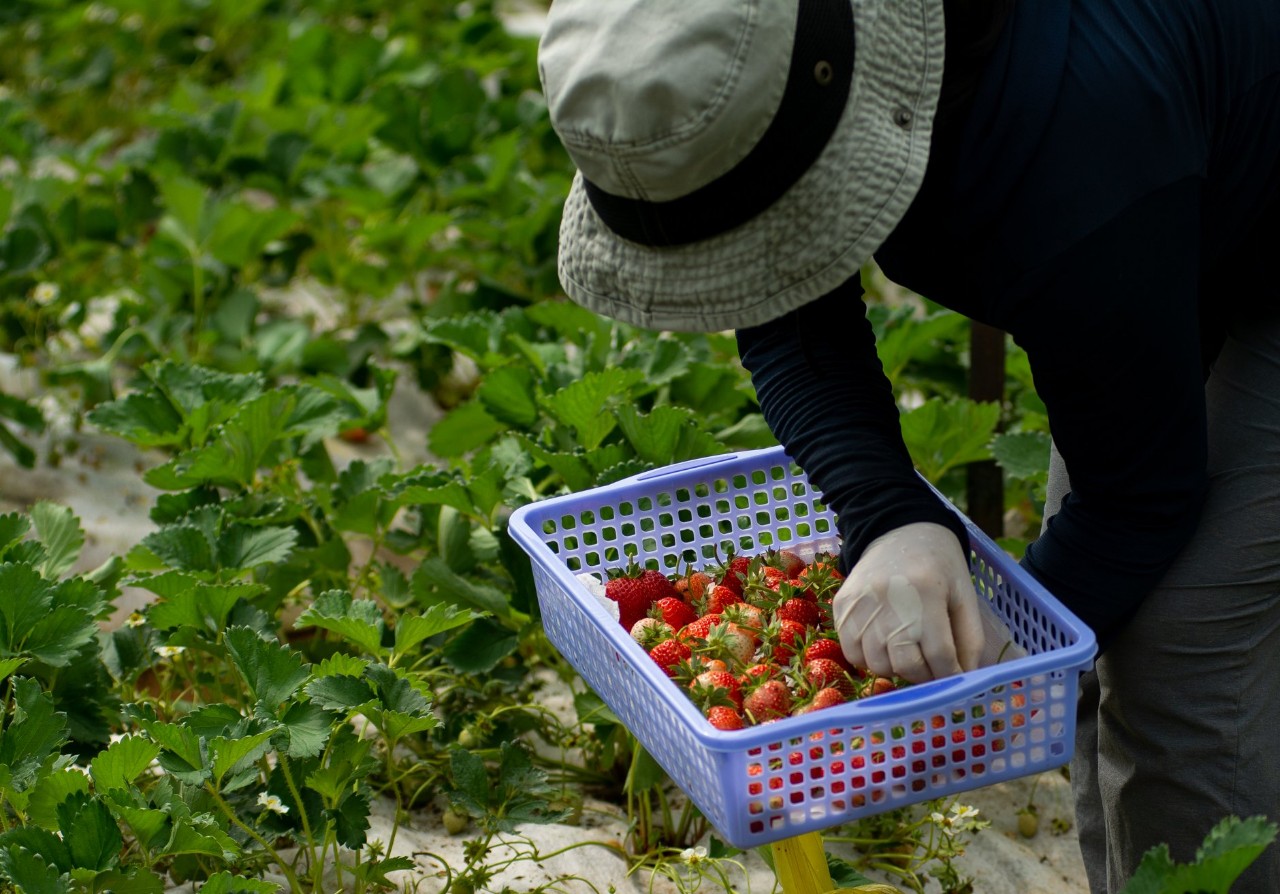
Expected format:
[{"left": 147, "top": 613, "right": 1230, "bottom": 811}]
[
  {"left": 802, "top": 636, "right": 853, "bottom": 670},
  {"left": 738, "top": 663, "right": 776, "bottom": 687},
  {"left": 764, "top": 618, "right": 807, "bottom": 663},
  {"left": 717, "top": 555, "right": 752, "bottom": 597},
  {"left": 702, "top": 583, "right": 742, "bottom": 615},
  {"left": 743, "top": 679, "right": 793, "bottom": 723},
  {"left": 651, "top": 596, "right": 698, "bottom": 631},
  {"left": 606, "top": 565, "right": 678, "bottom": 631},
  {"left": 798, "top": 687, "right": 846, "bottom": 714},
  {"left": 803, "top": 658, "right": 857, "bottom": 697},
  {"left": 776, "top": 597, "right": 821, "bottom": 628},
  {"left": 865, "top": 676, "right": 897, "bottom": 697},
  {"left": 674, "top": 571, "right": 712, "bottom": 602},
  {"left": 707, "top": 706, "right": 745, "bottom": 730},
  {"left": 678, "top": 613, "right": 723, "bottom": 643},
  {"left": 649, "top": 638, "right": 692, "bottom": 677}
]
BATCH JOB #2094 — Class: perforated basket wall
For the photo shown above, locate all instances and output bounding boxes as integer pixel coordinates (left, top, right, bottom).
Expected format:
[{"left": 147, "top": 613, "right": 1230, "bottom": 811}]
[{"left": 508, "top": 447, "right": 1097, "bottom": 848}]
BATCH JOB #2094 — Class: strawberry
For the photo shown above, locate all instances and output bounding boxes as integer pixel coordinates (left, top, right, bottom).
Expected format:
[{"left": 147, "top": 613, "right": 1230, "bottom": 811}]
[
  {"left": 690, "top": 669, "right": 743, "bottom": 710},
  {"left": 698, "top": 621, "right": 756, "bottom": 668},
  {"left": 678, "top": 613, "right": 723, "bottom": 643},
  {"left": 674, "top": 570, "right": 712, "bottom": 602},
  {"left": 802, "top": 658, "right": 857, "bottom": 697},
  {"left": 702, "top": 583, "right": 742, "bottom": 615},
  {"left": 763, "top": 618, "right": 807, "bottom": 663},
  {"left": 798, "top": 687, "right": 846, "bottom": 714},
  {"left": 776, "top": 597, "right": 821, "bottom": 628},
  {"left": 738, "top": 663, "right": 776, "bottom": 687},
  {"left": 722, "top": 601, "right": 766, "bottom": 634},
  {"left": 630, "top": 618, "right": 674, "bottom": 647},
  {"left": 648, "top": 638, "right": 692, "bottom": 677},
  {"left": 767, "top": 549, "right": 807, "bottom": 578},
  {"left": 743, "top": 679, "right": 793, "bottom": 724},
  {"left": 716, "top": 555, "right": 752, "bottom": 597},
  {"left": 707, "top": 706, "right": 745, "bottom": 730},
  {"left": 606, "top": 563, "right": 678, "bottom": 631},
  {"left": 651, "top": 596, "right": 698, "bottom": 631},
  {"left": 802, "top": 636, "right": 853, "bottom": 670},
  {"left": 865, "top": 676, "right": 897, "bottom": 697}
]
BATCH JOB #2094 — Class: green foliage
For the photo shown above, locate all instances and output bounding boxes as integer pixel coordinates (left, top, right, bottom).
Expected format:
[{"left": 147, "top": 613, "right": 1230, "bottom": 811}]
[{"left": 1118, "top": 816, "right": 1278, "bottom": 894}]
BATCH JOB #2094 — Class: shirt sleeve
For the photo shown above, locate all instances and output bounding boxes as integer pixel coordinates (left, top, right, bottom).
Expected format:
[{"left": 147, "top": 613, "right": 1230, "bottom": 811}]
[
  {"left": 1012, "top": 178, "right": 1209, "bottom": 649},
  {"left": 736, "top": 277, "right": 970, "bottom": 574}
]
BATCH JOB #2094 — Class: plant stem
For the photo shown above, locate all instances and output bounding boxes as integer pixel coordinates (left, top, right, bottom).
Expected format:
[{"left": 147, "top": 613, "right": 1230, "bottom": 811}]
[
  {"left": 205, "top": 783, "right": 305, "bottom": 894},
  {"left": 279, "top": 755, "right": 321, "bottom": 888}
]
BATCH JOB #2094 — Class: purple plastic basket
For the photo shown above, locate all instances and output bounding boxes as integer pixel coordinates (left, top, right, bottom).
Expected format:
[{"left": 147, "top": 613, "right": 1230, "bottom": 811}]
[{"left": 507, "top": 446, "right": 1097, "bottom": 848}]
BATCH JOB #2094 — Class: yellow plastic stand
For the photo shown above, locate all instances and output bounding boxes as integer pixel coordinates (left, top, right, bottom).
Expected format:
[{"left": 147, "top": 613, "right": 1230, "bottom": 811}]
[{"left": 769, "top": 831, "right": 902, "bottom": 894}]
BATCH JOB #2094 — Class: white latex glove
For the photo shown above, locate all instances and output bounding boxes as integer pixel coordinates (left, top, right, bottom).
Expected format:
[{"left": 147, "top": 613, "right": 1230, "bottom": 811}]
[
  {"left": 975, "top": 593, "right": 1028, "bottom": 667},
  {"left": 833, "top": 522, "right": 985, "bottom": 683}
]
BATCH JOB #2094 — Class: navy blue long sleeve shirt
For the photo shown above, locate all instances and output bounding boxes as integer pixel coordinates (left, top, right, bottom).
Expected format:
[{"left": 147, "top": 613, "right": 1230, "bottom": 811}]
[{"left": 737, "top": 0, "right": 1280, "bottom": 646}]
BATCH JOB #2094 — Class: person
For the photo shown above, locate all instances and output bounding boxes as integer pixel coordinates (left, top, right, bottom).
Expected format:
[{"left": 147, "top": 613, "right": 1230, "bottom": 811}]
[{"left": 536, "top": 1, "right": 1280, "bottom": 890}]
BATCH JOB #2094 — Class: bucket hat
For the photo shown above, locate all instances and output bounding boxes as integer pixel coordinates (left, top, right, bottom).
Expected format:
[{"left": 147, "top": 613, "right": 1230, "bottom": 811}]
[{"left": 538, "top": 0, "right": 944, "bottom": 332}]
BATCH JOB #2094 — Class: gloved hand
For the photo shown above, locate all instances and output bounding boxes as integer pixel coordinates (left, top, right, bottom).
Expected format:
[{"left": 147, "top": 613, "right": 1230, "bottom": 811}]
[
  {"left": 975, "top": 589, "right": 1028, "bottom": 667},
  {"left": 833, "top": 522, "right": 985, "bottom": 683}
]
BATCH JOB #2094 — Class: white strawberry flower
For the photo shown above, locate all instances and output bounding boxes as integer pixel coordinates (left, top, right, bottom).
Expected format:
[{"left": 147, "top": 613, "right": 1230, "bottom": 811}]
[
  {"left": 257, "top": 792, "right": 289, "bottom": 815},
  {"left": 154, "top": 645, "right": 186, "bottom": 659},
  {"left": 32, "top": 282, "right": 60, "bottom": 305}
]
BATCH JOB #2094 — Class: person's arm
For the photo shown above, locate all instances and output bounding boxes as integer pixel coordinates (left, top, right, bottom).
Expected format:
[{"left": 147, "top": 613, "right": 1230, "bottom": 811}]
[{"left": 735, "top": 277, "right": 969, "bottom": 573}]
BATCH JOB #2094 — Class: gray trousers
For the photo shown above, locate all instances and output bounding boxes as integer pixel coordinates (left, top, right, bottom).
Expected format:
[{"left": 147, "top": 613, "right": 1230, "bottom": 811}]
[{"left": 1047, "top": 304, "right": 1280, "bottom": 892}]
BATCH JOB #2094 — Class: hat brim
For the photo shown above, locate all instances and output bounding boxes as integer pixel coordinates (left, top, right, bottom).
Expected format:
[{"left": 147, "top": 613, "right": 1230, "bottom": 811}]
[{"left": 555, "top": 0, "right": 945, "bottom": 333}]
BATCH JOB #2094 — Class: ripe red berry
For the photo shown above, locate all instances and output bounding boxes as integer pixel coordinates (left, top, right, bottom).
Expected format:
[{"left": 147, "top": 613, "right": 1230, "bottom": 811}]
[
  {"left": 798, "top": 687, "right": 846, "bottom": 714},
  {"left": 776, "top": 597, "right": 821, "bottom": 628},
  {"left": 803, "top": 658, "right": 858, "bottom": 697},
  {"left": 648, "top": 638, "right": 692, "bottom": 677},
  {"left": 743, "top": 679, "right": 793, "bottom": 723},
  {"left": 651, "top": 596, "right": 697, "bottom": 630},
  {"left": 707, "top": 706, "right": 745, "bottom": 730},
  {"left": 606, "top": 565, "right": 678, "bottom": 631}
]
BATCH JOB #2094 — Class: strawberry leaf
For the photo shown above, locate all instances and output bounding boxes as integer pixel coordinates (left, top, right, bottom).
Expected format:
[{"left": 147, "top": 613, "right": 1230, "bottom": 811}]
[
  {"left": 0, "top": 680, "right": 69, "bottom": 792},
  {"left": 990, "top": 431, "right": 1052, "bottom": 480},
  {"left": 25, "top": 770, "right": 89, "bottom": 833},
  {"left": 540, "top": 368, "right": 645, "bottom": 451},
  {"left": 90, "top": 735, "right": 162, "bottom": 794},
  {"left": 279, "top": 701, "right": 334, "bottom": 759},
  {"left": 198, "top": 871, "right": 281, "bottom": 893},
  {"left": 224, "top": 627, "right": 309, "bottom": 709},
  {"left": 427, "top": 400, "right": 508, "bottom": 457},
  {"left": 900, "top": 397, "right": 1001, "bottom": 483},
  {"left": 477, "top": 365, "right": 539, "bottom": 428},
  {"left": 392, "top": 604, "right": 477, "bottom": 656},
  {"left": 216, "top": 525, "right": 298, "bottom": 571},
  {"left": 140, "top": 523, "right": 216, "bottom": 573},
  {"left": 85, "top": 393, "right": 186, "bottom": 448},
  {"left": 28, "top": 503, "right": 82, "bottom": 579},
  {"left": 294, "top": 590, "right": 387, "bottom": 656},
  {"left": 55, "top": 792, "right": 121, "bottom": 871},
  {"left": 0, "top": 844, "right": 68, "bottom": 894}
]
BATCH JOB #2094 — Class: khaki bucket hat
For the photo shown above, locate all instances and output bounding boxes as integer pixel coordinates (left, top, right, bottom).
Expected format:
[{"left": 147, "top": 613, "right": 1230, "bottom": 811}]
[{"left": 538, "top": 0, "right": 944, "bottom": 332}]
